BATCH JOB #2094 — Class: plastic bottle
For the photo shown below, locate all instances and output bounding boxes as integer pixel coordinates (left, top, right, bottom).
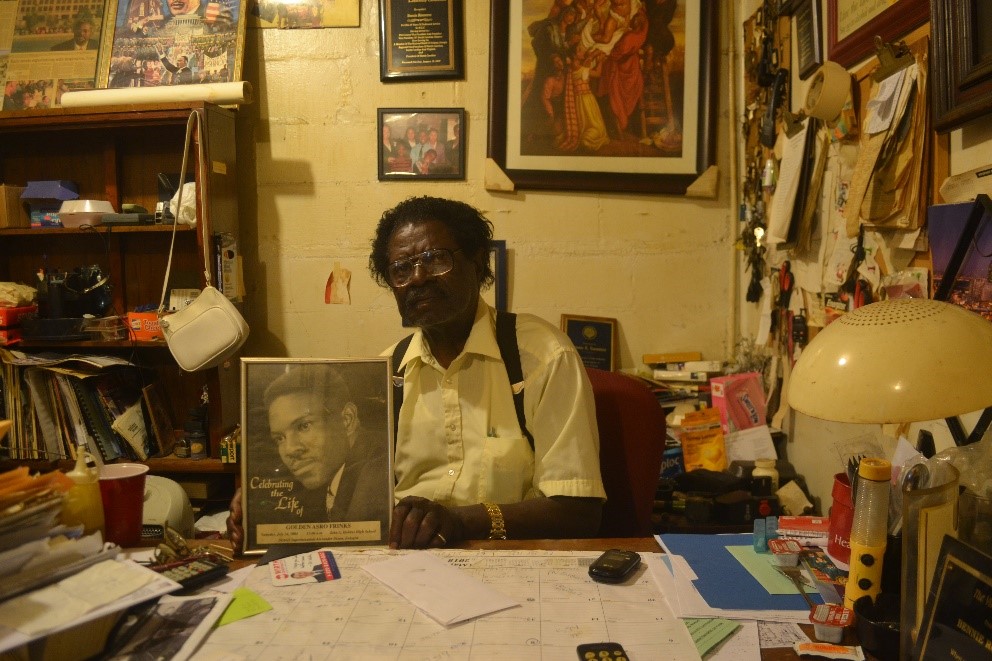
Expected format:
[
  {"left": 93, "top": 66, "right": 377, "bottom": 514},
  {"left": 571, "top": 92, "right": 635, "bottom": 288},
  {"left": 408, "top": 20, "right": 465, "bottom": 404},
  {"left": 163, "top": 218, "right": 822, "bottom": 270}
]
[
  {"left": 753, "top": 458, "right": 780, "bottom": 492},
  {"left": 844, "top": 457, "right": 892, "bottom": 609},
  {"left": 60, "top": 445, "right": 105, "bottom": 535}
]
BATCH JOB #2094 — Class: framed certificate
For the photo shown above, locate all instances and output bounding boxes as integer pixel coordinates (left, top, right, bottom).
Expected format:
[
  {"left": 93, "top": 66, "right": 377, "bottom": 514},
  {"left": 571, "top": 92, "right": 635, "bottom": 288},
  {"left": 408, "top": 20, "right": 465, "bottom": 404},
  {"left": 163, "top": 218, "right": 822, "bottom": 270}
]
[
  {"left": 240, "top": 358, "right": 394, "bottom": 554},
  {"left": 915, "top": 535, "right": 992, "bottom": 660},
  {"left": 378, "top": 0, "right": 464, "bottom": 82},
  {"left": 560, "top": 315, "right": 619, "bottom": 372}
]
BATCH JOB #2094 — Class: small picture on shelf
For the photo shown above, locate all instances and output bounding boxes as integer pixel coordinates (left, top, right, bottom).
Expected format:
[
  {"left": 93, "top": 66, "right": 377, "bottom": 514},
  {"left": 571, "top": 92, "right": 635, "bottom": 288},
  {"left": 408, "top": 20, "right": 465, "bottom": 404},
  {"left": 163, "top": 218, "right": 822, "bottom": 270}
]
[{"left": 142, "top": 382, "right": 176, "bottom": 457}]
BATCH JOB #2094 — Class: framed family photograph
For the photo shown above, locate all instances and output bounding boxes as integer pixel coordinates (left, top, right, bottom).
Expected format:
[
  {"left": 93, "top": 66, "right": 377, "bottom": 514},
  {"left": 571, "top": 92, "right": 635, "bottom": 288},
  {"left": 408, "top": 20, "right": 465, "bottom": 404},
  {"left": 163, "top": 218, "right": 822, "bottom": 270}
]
[
  {"left": 378, "top": 108, "right": 466, "bottom": 180},
  {"left": 560, "top": 314, "right": 618, "bottom": 372},
  {"left": 240, "top": 358, "right": 394, "bottom": 555},
  {"left": 826, "top": 0, "right": 928, "bottom": 68},
  {"left": 931, "top": 0, "right": 992, "bottom": 132},
  {"left": 378, "top": 0, "right": 464, "bottom": 82},
  {"left": 99, "top": 0, "right": 247, "bottom": 88},
  {"left": 487, "top": 1, "right": 718, "bottom": 195}
]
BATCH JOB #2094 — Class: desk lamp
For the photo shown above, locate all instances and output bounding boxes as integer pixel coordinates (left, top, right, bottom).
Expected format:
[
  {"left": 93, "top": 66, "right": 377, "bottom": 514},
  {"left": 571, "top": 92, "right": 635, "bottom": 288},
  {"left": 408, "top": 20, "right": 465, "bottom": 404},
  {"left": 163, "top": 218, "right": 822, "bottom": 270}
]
[{"left": 788, "top": 297, "right": 992, "bottom": 660}]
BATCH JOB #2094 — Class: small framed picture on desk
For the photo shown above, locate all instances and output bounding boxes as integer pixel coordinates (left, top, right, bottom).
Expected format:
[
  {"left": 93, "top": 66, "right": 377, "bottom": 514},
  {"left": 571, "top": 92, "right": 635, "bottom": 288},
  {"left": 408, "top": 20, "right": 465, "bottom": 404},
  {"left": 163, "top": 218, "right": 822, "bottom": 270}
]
[{"left": 560, "top": 315, "right": 619, "bottom": 372}]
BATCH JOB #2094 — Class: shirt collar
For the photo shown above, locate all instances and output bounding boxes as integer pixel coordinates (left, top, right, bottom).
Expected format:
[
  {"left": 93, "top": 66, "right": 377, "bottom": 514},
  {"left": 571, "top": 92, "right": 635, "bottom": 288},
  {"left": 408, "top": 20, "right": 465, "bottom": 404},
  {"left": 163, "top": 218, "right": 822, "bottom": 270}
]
[{"left": 395, "top": 299, "right": 498, "bottom": 370}]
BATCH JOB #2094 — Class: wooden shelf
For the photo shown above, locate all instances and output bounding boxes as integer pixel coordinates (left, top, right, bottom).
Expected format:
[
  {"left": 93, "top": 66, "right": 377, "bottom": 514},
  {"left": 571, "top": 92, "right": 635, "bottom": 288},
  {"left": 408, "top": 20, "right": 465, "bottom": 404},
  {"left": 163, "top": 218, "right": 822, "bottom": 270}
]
[{"left": 0, "top": 225, "right": 192, "bottom": 236}]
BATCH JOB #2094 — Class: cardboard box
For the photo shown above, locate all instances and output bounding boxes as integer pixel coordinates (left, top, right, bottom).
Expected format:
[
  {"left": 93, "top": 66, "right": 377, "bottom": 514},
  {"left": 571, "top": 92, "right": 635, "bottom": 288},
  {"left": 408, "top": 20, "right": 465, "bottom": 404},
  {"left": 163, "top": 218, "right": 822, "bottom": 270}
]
[
  {"left": 0, "top": 185, "right": 29, "bottom": 228},
  {"left": 710, "top": 372, "right": 767, "bottom": 434},
  {"left": 21, "top": 180, "right": 78, "bottom": 227},
  {"left": 127, "top": 311, "right": 165, "bottom": 341},
  {"left": 0, "top": 305, "right": 38, "bottom": 327}
]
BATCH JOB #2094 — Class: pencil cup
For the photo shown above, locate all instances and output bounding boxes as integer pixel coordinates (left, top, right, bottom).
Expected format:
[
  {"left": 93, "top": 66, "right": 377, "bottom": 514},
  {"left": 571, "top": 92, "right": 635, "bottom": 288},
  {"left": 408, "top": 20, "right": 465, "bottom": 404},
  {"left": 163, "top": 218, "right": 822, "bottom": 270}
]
[
  {"left": 99, "top": 463, "right": 149, "bottom": 547},
  {"left": 827, "top": 472, "right": 853, "bottom": 565}
]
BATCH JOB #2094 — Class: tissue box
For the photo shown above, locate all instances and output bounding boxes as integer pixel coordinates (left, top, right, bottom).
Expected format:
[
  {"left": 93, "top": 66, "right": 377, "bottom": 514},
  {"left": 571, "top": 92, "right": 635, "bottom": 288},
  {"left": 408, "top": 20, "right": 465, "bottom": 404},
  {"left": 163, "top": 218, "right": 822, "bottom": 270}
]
[
  {"left": 710, "top": 372, "right": 767, "bottom": 434},
  {"left": 0, "top": 185, "right": 29, "bottom": 228},
  {"left": 21, "top": 180, "right": 78, "bottom": 227}
]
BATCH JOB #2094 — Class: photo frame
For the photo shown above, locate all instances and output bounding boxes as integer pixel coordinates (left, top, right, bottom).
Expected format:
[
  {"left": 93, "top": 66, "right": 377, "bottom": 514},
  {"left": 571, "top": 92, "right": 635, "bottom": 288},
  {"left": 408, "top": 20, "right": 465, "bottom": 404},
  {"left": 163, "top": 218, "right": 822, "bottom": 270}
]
[
  {"left": 0, "top": 1, "right": 114, "bottom": 109},
  {"left": 250, "top": 0, "right": 359, "bottom": 28},
  {"left": 377, "top": 108, "right": 466, "bottom": 180},
  {"left": 378, "top": 0, "right": 464, "bottom": 82},
  {"left": 99, "top": 0, "right": 248, "bottom": 88},
  {"left": 483, "top": 239, "right": 508, "bottom": 312},
  {"left": 560, "top": 314, "right": 618, "bottom": 372},
  {"left": 240, "top": 358, "right": 394, "bottom": 555},
  {"left": 914, "top": 535, "right": 992, "bottom": 660},
  {"left": 931, "top": 1, "right": 992, "bottom": 132},
  {"left": 794, "top": 0, "right": 823, "bottom": 80},
  {"left": 928, "top": 197, "right": 992, "bottom": 320},
  {"left": 487, "top": 2, "right": 717, "bottom": 195},
  {"left": 826, "top": 0, "right": 928, "bottom": 69}
]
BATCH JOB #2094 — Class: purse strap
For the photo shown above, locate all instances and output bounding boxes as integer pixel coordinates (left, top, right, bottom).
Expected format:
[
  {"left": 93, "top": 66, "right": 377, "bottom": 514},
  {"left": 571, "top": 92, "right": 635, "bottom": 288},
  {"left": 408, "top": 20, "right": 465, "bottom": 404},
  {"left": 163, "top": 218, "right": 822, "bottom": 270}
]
[{"left": 158, "top": 109, "right": 213, "bottom": 315}]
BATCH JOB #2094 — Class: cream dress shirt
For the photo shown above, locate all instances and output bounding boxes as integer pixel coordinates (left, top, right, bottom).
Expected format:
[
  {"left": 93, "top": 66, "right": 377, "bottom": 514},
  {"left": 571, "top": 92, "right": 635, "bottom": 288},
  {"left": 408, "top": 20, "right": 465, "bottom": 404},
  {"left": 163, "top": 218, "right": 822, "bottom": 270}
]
[{"left": 386, "top": 300, "right": 606, "bottom": 506}]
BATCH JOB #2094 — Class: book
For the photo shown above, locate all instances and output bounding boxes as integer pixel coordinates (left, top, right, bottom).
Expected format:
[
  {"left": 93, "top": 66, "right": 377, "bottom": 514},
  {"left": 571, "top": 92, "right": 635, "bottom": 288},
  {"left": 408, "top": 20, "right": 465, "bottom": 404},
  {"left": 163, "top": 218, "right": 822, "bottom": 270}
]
[
  {"left": 643, "top": 351, "right": 703, "bottom": 365},
  {"left": 800, "top": 547, "right": 848, "bottom": 604},
  {"left": 654, "top": 360, "right": 723, "bottom": 373},
  {"left": 651, "top": 369, "right": 711, "bottom": 382},
  {"left": 68, "top": 377, "right": 125, "bottom": 462},
  {"left": 142, "top": 382, "right": 176, "bottom": 457}
]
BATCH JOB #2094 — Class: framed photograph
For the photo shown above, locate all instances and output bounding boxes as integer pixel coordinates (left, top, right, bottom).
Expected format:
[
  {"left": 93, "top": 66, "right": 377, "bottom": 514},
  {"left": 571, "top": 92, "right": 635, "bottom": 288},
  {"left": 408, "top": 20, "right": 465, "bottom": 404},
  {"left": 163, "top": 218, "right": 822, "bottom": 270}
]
[
  {"left": 931, "top": 1, "right": 992, "bottom": 132},
  {"left": 99, "top": 0, "right": 247, "bottom": 88},
  {"left": 378, "top": 108, "right": 465, "bottom": 180},
  {"left": 928, "top": 198, "right": 992, "bottom": 320},
  {"left": 378, "top": 0, "right": 464, "bottom": 82},
  {"left": 250, "top": 0, "right": 359, "bottom": 28},
  {"left": 560, "top": 314, "right": 618, "bottom": 372},
  {"left": 914, "top": 535, "right": 992, "bottom": 660},
  {"left": 794, "top": 0, "right": 822, "bottom": 80},
  {"left": 826, "top": 0, "right": 928, "bottom": 69},
  {"left": 240, "top": 358, "right": 394, "bottom": 555},
  {"left": 487, "top": 2, "right": 717, "bottom": 195},
  {"left": 0, "top": 1, "right": 113, "bottom": 109}
]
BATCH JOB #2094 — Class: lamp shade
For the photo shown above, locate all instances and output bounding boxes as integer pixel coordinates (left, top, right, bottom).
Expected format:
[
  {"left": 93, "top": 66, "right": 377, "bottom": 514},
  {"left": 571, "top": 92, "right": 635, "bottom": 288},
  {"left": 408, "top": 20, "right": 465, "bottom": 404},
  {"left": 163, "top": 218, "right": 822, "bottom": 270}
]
[{"left": 788, "top": 299, "right": 992, "bottom": 423}]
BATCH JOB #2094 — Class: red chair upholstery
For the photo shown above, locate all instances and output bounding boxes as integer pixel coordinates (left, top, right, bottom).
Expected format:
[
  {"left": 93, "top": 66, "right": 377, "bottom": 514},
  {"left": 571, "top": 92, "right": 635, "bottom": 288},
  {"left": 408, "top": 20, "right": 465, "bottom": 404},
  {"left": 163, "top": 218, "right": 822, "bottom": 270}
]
[{"left": 586, "top": 368, "right": 667, "bottom": 537}]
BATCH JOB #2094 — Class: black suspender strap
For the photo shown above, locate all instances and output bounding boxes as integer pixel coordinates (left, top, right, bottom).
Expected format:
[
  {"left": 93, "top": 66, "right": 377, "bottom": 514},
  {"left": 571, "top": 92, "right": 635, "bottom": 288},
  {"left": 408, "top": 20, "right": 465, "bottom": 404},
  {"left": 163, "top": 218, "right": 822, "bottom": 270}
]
[
  {"left": 495, "top": 311, "right": 534, "bottom": 450},
  {"left": 390, "top": 310, "right": 533, "bottom": 450}
]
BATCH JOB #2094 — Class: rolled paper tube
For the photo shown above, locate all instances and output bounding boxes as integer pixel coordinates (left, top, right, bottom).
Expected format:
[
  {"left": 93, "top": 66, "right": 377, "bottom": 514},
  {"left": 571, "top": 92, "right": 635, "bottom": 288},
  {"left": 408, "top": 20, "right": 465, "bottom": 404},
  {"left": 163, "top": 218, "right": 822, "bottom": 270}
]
[
  {"left": 803, "top": 61, "right": 850, "bottom": 122},
  {"left": 60, "top": 81, "right": 253, "bottom": 108}
]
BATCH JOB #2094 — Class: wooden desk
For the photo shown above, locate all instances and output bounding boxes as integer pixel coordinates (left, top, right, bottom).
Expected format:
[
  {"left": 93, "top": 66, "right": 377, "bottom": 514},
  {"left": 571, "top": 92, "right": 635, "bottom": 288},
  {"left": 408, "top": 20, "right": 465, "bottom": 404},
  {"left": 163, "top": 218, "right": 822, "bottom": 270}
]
[{"left": 205, "top": 537, "right": 859, "bottom": 660}]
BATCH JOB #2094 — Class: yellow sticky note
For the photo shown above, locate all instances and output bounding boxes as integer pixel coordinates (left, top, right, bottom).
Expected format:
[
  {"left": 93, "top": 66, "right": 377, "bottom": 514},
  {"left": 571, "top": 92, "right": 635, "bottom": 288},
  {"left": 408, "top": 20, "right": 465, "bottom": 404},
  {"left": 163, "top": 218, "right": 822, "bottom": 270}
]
[{"left": 215, "top": 586, "right": 272, "bottom": 627}]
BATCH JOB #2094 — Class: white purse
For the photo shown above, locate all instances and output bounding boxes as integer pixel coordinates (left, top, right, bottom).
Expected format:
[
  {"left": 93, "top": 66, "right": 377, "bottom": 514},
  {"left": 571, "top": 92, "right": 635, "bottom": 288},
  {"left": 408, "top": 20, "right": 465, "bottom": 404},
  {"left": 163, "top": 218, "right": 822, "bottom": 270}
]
[{"left": 157, "top": 111, "right": 248, "bottom": 372}]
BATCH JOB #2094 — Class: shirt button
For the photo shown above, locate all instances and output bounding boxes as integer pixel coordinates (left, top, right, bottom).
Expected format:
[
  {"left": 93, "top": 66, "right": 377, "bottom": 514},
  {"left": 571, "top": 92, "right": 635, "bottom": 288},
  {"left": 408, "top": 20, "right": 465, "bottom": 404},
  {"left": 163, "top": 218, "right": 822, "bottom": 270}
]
[{"left": 448, "top": 469, "right": 455, "bottom": 476}]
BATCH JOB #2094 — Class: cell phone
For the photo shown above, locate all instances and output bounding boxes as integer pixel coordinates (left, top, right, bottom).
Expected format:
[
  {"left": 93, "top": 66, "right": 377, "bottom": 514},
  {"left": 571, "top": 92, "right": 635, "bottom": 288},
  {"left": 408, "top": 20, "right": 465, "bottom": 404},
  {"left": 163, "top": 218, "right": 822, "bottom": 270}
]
[
  {"left": 576, "top": 642, "right": 629, "bottom": 660},
  {"left": 588, "top": 549, "right": 641, "bottom": 584}
]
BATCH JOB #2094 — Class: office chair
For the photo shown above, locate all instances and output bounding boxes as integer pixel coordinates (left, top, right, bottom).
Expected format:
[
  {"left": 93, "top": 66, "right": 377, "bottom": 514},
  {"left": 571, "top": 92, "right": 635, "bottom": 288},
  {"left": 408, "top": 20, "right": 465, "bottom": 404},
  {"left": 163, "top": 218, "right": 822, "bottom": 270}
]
[{"left": 586, "top": 368, "right": 666, "bottom": 537}]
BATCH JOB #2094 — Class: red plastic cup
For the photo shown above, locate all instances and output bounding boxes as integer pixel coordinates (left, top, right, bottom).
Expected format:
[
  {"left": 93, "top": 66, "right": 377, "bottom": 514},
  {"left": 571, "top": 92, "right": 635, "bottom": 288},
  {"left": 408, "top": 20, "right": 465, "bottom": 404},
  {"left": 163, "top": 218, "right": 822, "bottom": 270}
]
[
  {"left": 827, "top": 472, "right": 854, "bottom": 565},
  {"left": 99, "top": 463, "right": 149, "bottom": 547}
]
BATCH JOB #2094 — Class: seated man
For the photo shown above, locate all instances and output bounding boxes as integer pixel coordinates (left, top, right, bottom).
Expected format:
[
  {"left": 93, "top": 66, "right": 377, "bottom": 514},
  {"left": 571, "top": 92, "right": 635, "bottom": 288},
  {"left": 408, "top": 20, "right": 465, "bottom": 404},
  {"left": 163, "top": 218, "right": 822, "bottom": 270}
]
[{"left": 228, "top": 196, "right": 605, "bottom": 549}]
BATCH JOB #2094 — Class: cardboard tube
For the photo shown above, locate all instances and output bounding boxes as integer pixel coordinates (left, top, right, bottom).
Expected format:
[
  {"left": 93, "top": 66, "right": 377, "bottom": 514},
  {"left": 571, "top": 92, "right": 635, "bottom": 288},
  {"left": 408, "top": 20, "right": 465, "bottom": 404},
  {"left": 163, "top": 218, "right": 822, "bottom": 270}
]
[{"left": 60, "top": 81, "right": 253, "bottom": 108}]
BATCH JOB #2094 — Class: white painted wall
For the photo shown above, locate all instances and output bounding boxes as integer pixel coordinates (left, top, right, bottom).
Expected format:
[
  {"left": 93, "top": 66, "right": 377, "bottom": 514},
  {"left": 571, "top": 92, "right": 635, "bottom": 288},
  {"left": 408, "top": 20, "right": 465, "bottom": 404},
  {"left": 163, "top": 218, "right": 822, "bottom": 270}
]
[{"left": 235, "top": 3, "right": 737, "bottom": 368}]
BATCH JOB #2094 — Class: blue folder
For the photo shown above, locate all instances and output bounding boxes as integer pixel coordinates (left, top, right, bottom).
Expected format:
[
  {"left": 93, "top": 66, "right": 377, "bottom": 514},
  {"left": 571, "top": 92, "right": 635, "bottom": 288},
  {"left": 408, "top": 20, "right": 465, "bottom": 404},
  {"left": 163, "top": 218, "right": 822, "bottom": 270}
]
[{"left": 660, "top": 533, "right": 822, "bottom": 611}]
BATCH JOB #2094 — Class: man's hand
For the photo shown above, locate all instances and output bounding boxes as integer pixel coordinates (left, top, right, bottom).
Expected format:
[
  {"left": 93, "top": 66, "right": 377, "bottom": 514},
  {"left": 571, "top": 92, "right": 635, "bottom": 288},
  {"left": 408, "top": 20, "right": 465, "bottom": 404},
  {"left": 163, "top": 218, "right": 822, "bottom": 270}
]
[
  {"left": 389, "top": 496, "right": 463, "bottom": 549},
  {"left": 226, "top": 487, "right": 244, "bottom": 554}
]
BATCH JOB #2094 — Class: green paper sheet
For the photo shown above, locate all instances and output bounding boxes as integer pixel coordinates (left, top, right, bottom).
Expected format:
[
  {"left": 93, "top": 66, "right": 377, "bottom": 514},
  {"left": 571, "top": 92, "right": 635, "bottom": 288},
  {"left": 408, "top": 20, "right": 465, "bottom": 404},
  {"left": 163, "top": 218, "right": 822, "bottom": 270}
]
[
  {"left": 726, "top": 545, "right": 816, "bottom": 595},
  {"left": 216, "top": 586, "right": 272, "bottom": 627},
  {"left": 683, "top": 617, "right": 741, "bottom": 656}
]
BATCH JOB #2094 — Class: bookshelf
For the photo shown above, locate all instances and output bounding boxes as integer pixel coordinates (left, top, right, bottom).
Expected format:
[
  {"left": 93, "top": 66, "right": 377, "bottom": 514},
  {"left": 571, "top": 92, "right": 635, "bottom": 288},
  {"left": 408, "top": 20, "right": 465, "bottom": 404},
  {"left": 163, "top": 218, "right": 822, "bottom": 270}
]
[{"left": 0, "top": 102, "right": 241, "bottom": 504}]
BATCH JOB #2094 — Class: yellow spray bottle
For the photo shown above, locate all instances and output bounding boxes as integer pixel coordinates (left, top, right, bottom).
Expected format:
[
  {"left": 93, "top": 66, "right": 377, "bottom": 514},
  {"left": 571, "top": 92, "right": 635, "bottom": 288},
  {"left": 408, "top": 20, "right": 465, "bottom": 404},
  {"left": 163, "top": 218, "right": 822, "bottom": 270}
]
[{"left": 61, "top": 443, "right": 105, "bottom": 536}]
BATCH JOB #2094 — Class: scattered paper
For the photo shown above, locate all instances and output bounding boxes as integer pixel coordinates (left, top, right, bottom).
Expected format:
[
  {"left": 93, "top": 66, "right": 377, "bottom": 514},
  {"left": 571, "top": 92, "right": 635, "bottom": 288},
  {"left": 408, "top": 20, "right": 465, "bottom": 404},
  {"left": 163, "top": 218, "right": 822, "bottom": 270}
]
[
  {"left": 758, "top": 620, "right": 811, "bottom": 648},
  {"left": 683, "top": 617, "right": 741, "bottom": 656},
  {"left": 215, "top": 586, "right": 271, "bottom": 627},
  {"left": 362, "top": 551, "right": 518, "bottom": 626}
]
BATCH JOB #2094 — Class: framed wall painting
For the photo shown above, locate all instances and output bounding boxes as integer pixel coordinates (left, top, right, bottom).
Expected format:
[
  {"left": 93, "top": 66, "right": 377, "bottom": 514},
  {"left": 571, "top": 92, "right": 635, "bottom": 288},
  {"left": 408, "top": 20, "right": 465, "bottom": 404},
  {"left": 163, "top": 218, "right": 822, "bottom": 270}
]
[
  {"left": 487, "top": 1, "right": 718, "bottom": 195},
  {"left": 250, "top": 0, "right": 359, "bottom": 28},
  {"left": 378, "top": 108, "right": 465, "bottom": 180},
  {"left": 240, "top": 358, "right": 394, "bottom": 555},
  {"left": 379, "top": 0, "right": 464, "bottom": 82},
  {"left": 794, "top": 0, "right": 823, "bottom": 80},
  {"left": 1, "top": 0, "right": 114, "bottom": 109},
  {"left": 826, "top": 0, "right": 928, "bottom": 69},
  {"left": 560, "top": 314, "right": 618, "bottom": 372},
  {"left": 99, "top": 0, "right": 247, "bottom": 88},
  {"left": 931, "top": 0, "right": 992, "bottom": 133}
]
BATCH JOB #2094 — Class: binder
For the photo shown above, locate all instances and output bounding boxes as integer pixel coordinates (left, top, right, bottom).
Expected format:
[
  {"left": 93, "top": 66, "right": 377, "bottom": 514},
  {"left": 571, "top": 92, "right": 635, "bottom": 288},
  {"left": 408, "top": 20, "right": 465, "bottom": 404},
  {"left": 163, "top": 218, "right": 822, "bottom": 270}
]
[{"left": 66, "top": 377, "right": 124, "bottom": 462}]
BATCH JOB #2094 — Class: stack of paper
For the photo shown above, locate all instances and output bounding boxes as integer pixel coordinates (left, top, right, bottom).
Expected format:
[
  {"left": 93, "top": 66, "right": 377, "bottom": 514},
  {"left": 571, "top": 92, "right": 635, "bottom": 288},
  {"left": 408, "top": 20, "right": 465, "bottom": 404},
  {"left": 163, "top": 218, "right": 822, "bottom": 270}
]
[{"left": 653, "top": 533, "right": 821, "bottom": 623}]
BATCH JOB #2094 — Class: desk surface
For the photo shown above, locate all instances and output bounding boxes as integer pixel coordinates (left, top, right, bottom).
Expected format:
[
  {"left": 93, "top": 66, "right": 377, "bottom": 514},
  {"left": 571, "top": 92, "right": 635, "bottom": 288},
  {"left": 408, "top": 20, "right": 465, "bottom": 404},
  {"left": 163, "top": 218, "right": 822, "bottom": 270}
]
[{"left": 203, "top": 537, "right": 860, "bottom": 660}]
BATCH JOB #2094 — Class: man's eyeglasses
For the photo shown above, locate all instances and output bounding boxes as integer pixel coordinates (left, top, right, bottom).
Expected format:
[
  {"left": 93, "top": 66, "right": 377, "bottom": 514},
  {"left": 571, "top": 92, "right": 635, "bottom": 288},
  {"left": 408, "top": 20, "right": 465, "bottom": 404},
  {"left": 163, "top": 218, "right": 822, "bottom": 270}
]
[{"left": 387, "top": 248, "right": 462, "bottom": 287}]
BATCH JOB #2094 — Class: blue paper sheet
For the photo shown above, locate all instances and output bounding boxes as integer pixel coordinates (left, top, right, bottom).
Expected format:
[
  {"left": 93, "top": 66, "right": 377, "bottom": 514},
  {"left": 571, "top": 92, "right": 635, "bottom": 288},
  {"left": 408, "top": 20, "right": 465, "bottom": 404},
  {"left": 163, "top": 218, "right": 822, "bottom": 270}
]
[{"left": 660, "top": 533, "right": 821, "bottom": 611}]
